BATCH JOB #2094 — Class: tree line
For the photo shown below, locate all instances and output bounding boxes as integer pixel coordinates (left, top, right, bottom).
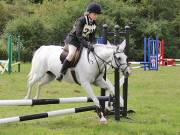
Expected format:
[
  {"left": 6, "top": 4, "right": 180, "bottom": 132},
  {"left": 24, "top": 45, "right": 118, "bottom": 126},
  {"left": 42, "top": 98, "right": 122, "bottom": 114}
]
[{"left": 0, "top": 0, "right": 179, "bottom": 61}]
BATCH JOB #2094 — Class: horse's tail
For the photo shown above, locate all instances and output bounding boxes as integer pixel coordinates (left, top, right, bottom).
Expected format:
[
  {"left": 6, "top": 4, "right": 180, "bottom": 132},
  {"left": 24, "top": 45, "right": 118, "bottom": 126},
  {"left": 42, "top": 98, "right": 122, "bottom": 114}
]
[{"left": 28, "top": 46, "right": 46, "bottom": 81}]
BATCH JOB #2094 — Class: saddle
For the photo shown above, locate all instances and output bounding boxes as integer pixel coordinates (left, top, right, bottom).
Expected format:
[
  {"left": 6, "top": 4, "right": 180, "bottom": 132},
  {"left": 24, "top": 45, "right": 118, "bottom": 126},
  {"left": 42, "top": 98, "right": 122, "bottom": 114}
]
[{"left": 60, "top": 44, "right": 83, "bottom": 67}]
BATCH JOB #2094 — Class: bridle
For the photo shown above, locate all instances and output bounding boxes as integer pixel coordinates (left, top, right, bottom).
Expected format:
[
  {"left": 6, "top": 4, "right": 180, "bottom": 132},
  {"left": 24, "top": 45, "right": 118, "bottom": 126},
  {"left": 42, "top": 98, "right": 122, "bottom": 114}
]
[
  {"left": 90, "top": 49, "right": 129, "bottom": 74},
  {"left": 112, "top": 51, "right": 129, "bottom": 73}
]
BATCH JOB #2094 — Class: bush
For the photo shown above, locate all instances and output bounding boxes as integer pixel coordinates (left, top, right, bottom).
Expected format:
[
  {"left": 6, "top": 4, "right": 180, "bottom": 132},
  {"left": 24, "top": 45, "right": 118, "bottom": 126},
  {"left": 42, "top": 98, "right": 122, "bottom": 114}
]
[
  {"left": 0, "top": 44, "right": 32, "bottom": 62},
  {"left": 0, "top": 2, "right": 30, "bottom": 34},
  {"left": 20, "top": 48, "right": 33, "bottom": 62},
  {"left": 4, "top": 16, "right": 50, "bottom": 61},
  {"left": 0, "top": 49, "right": 7, "bottom": 60},
  {"left": 0, "top": 3, "right": 13, "bottom": 34},
  {"left": 1, "top": 0, "right": 180, "bottom": 61}
]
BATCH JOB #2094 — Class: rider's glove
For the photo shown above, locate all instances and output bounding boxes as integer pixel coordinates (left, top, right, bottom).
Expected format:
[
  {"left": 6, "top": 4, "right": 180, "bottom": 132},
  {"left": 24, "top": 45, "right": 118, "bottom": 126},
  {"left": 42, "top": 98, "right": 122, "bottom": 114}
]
[{"left": 87, "top": 43, "right": 94, "bottom": 52}]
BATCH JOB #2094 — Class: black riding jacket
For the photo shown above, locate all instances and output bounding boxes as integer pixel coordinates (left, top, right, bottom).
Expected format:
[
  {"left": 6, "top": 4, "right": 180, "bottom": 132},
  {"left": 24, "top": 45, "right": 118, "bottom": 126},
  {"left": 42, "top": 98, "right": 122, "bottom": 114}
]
[{"left": 65, "top": 15, "right": 96, "bottom": 48}]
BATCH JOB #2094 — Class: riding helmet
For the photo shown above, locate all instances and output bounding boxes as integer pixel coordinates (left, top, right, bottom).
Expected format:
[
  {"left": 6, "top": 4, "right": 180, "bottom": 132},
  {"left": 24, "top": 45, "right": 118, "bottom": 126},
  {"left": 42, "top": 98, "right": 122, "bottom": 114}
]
[{"left": 86, "top": 3, "right": 102, "bottom": 14}]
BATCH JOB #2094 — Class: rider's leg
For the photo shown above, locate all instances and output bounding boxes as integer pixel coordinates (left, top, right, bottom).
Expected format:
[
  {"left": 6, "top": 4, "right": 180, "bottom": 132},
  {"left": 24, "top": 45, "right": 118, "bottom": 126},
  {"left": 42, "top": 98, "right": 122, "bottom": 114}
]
[{"left": 56, "top": 44, "right": 77, "bottom": 81}]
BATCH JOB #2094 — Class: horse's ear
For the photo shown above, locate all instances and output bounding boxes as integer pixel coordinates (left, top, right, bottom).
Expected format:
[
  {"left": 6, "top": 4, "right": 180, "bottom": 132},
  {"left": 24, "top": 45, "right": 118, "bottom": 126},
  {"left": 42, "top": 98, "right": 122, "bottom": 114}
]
[{"left": 118, "top": 40, "right": 126, "bottom": 51}]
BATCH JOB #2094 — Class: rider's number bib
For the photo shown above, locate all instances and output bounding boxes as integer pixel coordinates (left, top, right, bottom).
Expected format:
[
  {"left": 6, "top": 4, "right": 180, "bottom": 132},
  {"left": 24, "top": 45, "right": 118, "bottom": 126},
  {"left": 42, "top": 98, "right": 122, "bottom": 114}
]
[{"left": 82, "top": 24, "right": 96, "bottom": 38}]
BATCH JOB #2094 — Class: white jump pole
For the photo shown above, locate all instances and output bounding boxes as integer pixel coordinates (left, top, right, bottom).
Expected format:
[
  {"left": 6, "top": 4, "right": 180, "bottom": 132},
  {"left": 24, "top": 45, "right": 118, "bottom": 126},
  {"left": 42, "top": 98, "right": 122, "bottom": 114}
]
[
  {"left": 129, "top": 61, "right": 149, "bottom": 65},
  {"left": 119, "top": 76, "right": 125, "bottom": 106},
  {"left": 174, "top": 59, "right": 180, "bottom": 62},
  {"left": 131, "top": 66, "right": 144, "bottom": 69},
  {"left": 0, "top": 96, "right": 111, "bottom": 106},
  {"left": 0, "top": 105, "right": 97, "bottom": 124}
]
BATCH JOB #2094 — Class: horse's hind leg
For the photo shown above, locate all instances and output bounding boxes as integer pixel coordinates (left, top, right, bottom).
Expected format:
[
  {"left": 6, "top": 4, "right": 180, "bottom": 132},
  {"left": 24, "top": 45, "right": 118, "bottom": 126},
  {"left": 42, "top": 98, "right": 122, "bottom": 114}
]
[
  {"left": 34, "top": 72, "right": 55, "bottom": 99},
  {"left": 24, "top": 74, "right": 39, "bottom": 99}
]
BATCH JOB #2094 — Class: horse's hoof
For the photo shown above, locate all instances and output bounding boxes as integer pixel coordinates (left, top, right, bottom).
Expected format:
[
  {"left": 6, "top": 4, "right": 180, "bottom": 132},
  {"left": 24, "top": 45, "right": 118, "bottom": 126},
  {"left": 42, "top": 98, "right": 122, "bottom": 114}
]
[
  {"left": 106, "top": 106, "right": 113, "bottom": 111},
  {"left": 24, "top": 96, "right": 30, "bottom": 99},
  {"left": 56, "top": 74, "right": 64, "bottom": 81},
  {"left": 33, "top": 96, "right": 38, "bottom": 99},
  {"left": 100, "top": 117, "right": 108, "bottom": 125}
]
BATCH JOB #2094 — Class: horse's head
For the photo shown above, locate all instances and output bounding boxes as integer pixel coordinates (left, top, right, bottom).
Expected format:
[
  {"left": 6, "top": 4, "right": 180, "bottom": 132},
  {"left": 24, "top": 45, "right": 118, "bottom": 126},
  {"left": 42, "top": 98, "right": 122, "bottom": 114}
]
[{"left": 111, "top": 40, "right": 131, "bottom": 77}]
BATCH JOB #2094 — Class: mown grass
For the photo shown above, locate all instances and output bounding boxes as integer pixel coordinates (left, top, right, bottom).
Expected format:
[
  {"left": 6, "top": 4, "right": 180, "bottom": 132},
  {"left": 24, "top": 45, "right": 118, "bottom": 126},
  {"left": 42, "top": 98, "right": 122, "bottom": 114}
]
[{"left": 0, "top": 63, "right": 180, "bottom": 135}]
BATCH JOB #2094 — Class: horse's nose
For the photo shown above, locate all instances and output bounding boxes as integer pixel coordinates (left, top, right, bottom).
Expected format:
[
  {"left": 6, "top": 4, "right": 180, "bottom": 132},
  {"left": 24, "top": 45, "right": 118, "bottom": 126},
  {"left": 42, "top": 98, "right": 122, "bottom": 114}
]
[{"left": 123, "top": 67, "right": 132, "bottom": 78}]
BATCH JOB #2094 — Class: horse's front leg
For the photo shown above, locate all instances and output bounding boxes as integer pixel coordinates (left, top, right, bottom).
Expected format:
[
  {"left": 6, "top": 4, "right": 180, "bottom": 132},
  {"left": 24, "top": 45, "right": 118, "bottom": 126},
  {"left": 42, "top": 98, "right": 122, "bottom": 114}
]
[
  {"left": 80, "top": 81, "right": 107, "bottom": 124},
  {"left": 94, "top": 78, "right": 124, "bottom": 107}
]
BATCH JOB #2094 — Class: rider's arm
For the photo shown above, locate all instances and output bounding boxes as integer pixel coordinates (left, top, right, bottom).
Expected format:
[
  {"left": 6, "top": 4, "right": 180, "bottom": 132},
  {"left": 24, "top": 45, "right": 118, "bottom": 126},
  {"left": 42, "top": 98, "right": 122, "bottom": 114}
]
[{"left": 75, "top": 18, "right": 89, "bottom": 48}]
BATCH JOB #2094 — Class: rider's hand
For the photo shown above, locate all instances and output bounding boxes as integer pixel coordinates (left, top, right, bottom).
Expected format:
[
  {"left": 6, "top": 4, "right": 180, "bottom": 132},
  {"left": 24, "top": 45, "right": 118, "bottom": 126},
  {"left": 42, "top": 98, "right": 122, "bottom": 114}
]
[
  {"left": 88, "top": 43, "right": 94, "bottom": 52},
  {"left": 88, "top": 45, "right": 94, "bottom": 52}
]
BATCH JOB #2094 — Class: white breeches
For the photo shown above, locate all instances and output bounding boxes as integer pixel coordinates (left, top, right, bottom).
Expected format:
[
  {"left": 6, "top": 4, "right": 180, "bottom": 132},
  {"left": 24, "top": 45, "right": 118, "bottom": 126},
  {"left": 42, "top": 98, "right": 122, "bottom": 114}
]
[{"left": 66, "top": 44, "right": 77, "bottom": 61}]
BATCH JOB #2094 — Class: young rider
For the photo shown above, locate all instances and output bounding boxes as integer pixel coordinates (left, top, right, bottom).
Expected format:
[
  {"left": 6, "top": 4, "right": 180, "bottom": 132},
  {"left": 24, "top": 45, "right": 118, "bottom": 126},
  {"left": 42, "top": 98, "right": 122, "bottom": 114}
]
[{"left": 56, "top": 2, "right": 102, "bottom": 81}]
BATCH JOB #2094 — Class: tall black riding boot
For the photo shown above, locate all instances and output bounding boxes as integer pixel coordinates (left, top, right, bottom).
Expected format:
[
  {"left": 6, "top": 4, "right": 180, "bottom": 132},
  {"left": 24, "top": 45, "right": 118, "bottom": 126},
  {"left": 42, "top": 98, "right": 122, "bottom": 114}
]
[{"left": 56, "top": 59, "right": 71, "bottom": 81}]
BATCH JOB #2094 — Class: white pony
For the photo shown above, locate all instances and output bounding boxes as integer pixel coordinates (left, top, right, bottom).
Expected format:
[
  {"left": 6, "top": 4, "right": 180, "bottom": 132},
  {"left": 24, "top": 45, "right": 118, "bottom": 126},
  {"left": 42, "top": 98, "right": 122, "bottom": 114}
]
[{"left": 25, "top": 40, "right": 130, "bottom": 124}]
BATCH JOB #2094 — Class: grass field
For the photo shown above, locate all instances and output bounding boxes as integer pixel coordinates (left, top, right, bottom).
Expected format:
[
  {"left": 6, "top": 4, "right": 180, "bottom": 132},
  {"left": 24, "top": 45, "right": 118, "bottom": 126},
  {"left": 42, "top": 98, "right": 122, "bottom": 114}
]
[{"left": 0, "top": 63, "right": 180, "bottom": 135}]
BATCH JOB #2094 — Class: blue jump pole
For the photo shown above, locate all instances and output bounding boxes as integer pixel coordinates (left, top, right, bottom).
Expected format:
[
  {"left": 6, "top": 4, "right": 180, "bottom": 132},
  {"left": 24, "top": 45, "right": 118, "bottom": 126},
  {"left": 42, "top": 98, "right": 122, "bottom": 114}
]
[
  {"left": 144, "top": 37, "right": 147, "bottom": 71},
  {"left": 143, "top": 36, "right": 159, "bottom": 71},
  {"left": 156, "top": 36, "right": 159, "bottom": 71},
  {"left": 148, "top": 38, "right": 151, "bottom": 70}
]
